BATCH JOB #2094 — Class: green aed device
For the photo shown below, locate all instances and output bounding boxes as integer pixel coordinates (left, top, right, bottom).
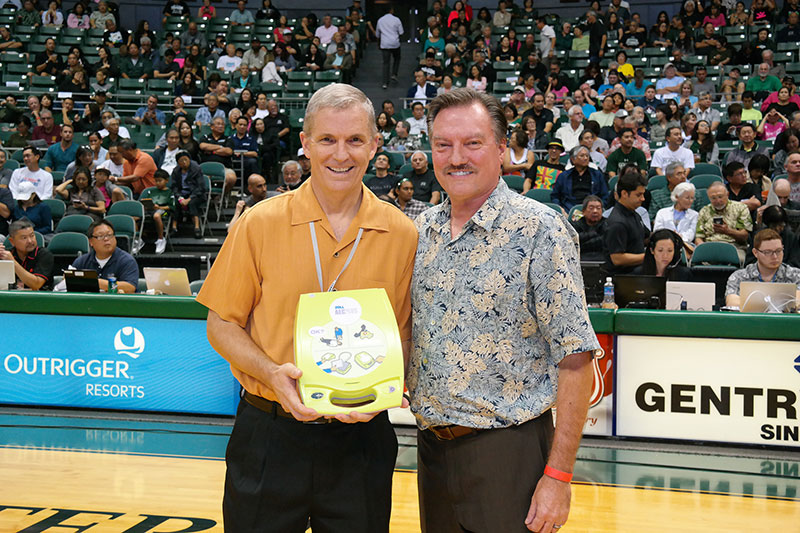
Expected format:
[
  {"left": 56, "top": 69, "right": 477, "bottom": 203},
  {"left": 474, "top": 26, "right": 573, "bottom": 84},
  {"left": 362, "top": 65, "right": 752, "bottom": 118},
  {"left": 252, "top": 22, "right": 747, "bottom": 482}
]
[{"left": 294, "top": 288, "right": 404, "bottom": 414}]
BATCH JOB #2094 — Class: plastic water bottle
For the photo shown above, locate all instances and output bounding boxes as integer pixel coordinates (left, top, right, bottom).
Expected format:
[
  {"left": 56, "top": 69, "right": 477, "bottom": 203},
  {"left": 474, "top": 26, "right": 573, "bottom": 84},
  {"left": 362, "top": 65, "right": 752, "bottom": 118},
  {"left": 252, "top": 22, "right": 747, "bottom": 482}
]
[
  {"left": 108, "top": 276, "right": 117, "bottom": 294},
  {"left": 603, "top": 277, "right": 614, "bottom": 305}
]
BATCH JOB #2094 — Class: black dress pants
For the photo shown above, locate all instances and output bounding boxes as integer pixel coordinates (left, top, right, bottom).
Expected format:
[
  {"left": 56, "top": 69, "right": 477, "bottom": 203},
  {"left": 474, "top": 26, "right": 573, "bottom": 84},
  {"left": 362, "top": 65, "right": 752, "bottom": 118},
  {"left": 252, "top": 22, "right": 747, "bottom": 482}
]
[
  {"left": 222, "top": 399, "right": 398, "bottom": 533},
  {"left": 417, "top": 411, "right": 554, "bottom": 533}
]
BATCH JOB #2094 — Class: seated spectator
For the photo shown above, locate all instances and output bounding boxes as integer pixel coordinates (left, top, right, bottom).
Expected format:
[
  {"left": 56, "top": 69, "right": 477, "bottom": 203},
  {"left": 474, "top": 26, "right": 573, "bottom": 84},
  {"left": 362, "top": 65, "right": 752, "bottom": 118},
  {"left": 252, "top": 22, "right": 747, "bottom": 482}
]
[
  {"left": 747, "top": 63, "right": 782, "bottom": 101},
  {"left": 217, "top": 44, "right": 242, "bottom": 74},
  {"left": 276, "top": 160, "right": 303, "bottom": 194},
  {"left": 0, "top": 219, "right": 54, "bottom": 290},
  {"left": 571, "top": 194, "right": 607, "bottom": 261},
  {"left": 199, "top": 117, "right": 237, "bottom": 193},
  {"left": 386, "top": 121, "right": 422, "bottom": 154},
  {"left": 607, "top": 128, "right": 647, "bottom": 179},
  {"left": 757, "top": 107, "right": 789, "bottom": 141},
  {"left": 724, "top": 161, "right": 762, "bottom": 215},
  {"left": 152, "top": 128, "right": 182, "bottom": 175},
  {"left": 273, "top": 42, "right": 297, "bottom": 73},
  {"left": 390, "top": 177, "right": 429, "bottom": 219},
  {"left": 653, "top": 181, "right": 699, "bottom": 247},
  {"left": 551, "top": 145, "right": 609, "bottom": 210},
  {"left": 752, "top": 205, "right": 800, "bottom": 267},
  {"left": 55, "top": 166, "right": 105, "bottom": 223},
  {"left": 11, "top": 181, "right": 52, "bottom": 235},
  {"left": 636, "top": 85, "right": 660, "bottom": 114},
  {"left": 66, "top": 220, "right": 139, "bottom": 293},
  {"left": 154, "top": 49, "right": 181, "bottom": 81},
  {"left": 230, "top": 0, "right": 255, "bottom": 26},
  {"left": 179, "top": 21, "right": 207, "bottom": 53},
  {"left": 6, "top": 116, "right": 32, "bottom": 149},
  {"left": 609, "top": 117, "right": 652, "bottom": 160},
  {"left": 0, "top": 26, "right": 22, "bottom": 52},
  {"left": 763, "top": 78, "right": 800, "bottom": 114},
  {"left": 724, "top": 123, "right": 770, "bottom": 167},
  {"left": 401, "top": 151, "right": 442, "bottom": 204},
  {"left": 725, "top": 228, "right": 800, "bottom": 307},
  {"left": 572, "top": 130, "right": 607, "bottom": 172},
  {"left": 229, "top": 116, "right": 260, "bottom": 180},
  {"left": 97, "top": 144, "right": 126, "bottom": 183},
  {"left": 747, "top": 154, "right": 773, "bottom": 203},
  {"left": 195, "top": 93, "right": 227, "bottom": 127},
  {"left": 603, "top": 171, "right": 648, "bottom": 275},
  {"left": 92, "top": 167, "right": 126, "bottom": 209},
  {"left": 230, "top": 173, "right": 268, "bottom": 230},
  {"left": 133, "top": 95, "right": 166, "bottom": 127},
  {"left": 262, "top": 99, "right": 290, "bottom": 153},
  {"left": 695, "top": 181, "right": 753, "bottom": 263},
  {"left": 301, "top": 42, "right": 326, "bottom": 73},
  {"left": 119, "top": 43, "right": 152, "bottom": 80},
  {"left": 365, "top": 154, "right": 396, "bottom": 199},
  {"left": 170, "top": 151, "right": 207, "bottom": 239},
  {"left": 588, "top": 96, "right": 616, "bottom": 128},
  {"left": 118, "top": 139, "right": 157, "bottom": 196},
  {"left": 523, "top": 140, "right": 565, "bottom": 192},
  {"left": 144, "top": 169, "right": 175, "bottom": 254},
  {"left": 408, "top": 69, "right": 437, "bottom": 103},
  {"left": 406, "top": 102, "right": 428, "bottom": 137},
  {"left": 103, "top": 19, "right": 129, "bottom": 49},
  {"left": 0, "top": 150, "right": 12, "bottom": 188},
  {"left": 633, "top": 229, "right": 692, "bottom": 280},
  {"left": 9, "top": 147, "right": 53, "bottom": 201},
  {"left": 32, "top": 38, "right": 62, "bottom": 77},
  {"left": 41, "top": 124, "right": 77, "bottom": 173},
  {"left": 656, "top": 63, "right": 686, "bottom": 101},
  {"left": 502, "top": 130, "right": 535, "bottom": 177},
  {"left": 100, "top": 117, "right": 132, "bottom": 148},
  {"left": 651, "top": 126, "right": 695, "bottom": 175},
  {"left": 32, "top": 110, "right": 61, "bottom": 146},
  {"left": 770, "top": 178, "right": 800, "bottom": 211},
  {"left": 555, "top": 105, "right": 585, "bottom": 152}
]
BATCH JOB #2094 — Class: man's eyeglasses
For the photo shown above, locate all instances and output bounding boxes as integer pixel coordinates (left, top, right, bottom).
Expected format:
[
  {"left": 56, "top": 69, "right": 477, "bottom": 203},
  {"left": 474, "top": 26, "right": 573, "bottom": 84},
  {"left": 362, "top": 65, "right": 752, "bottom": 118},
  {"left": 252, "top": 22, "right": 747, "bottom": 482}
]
[
  {"left": 756, "top": 248, "right": 783, "bottom": 257},
  {"left": 91, "top": 233, "right": 115, "bottom": 241}
]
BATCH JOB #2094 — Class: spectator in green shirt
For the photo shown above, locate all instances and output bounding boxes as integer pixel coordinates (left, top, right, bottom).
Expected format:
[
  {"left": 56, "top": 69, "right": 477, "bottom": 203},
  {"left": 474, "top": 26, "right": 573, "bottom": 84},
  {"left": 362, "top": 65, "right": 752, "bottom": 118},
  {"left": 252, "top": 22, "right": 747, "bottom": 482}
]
[
  {"left": 119, "top": 43, "right": 153, "bottom": 80},
  {"left": 142, "top": 169, "right": 176, "bottom": 254},
  {"left": 746, "top": 63, "right": 783, "bottom": 100},
  {"left": 607, "top": 128, "right": 647, "bottom": 178},
  {"left": 16, "top": 0, "right": 39, "bottom": 27}
]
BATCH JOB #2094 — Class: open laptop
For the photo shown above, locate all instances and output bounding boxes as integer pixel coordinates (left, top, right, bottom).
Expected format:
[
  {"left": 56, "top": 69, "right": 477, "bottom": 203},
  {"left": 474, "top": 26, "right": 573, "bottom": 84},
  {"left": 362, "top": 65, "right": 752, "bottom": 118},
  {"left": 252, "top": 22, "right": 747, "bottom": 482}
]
[
  {"left": 64, "top": 269, "right": 100, "bottom": 293},
  {"left": 0, "top": 260, "right": 14, "bottom": 290},
  {"left": 666, "top": 281, "right": 716, "bottom": 311},
  {"left": 143, "top": 267, "right": 192, "bottom": 296},
  {"left": 614, "top": 275, "right": 667, "bottom": 309},
  {"left": 581, "top": 261, "right": 605, "bottom": 305},
  {"left": 740, "top": 281, "right": 798, "bottom": 313}
]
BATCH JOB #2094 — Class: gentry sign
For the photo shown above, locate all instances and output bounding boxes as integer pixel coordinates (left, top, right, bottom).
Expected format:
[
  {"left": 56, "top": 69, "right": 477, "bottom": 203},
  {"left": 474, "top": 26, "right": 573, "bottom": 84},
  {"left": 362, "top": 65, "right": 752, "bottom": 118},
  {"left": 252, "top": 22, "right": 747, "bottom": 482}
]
[
  {"left": 0, "top": 314, "right": 238, "bottom": 415},
  {"left": 616, "top": 336, "right": 800, "bottom": 448}
]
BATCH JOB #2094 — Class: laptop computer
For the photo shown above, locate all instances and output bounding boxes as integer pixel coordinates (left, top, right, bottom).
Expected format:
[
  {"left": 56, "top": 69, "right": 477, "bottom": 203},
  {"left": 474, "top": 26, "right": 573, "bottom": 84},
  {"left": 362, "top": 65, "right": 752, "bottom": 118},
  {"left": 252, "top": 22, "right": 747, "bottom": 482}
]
[
  {"left": 0, "top": 260, "right": 15, "bottom": 290},
  {"left": 64, "top": 269, "right": 100, "bottom": 293},
  {"left": 739, "top": 281, "right": 798, "bottom": 313},
  {"left": 614, "top": 275, "right": 667, "bottom": 309},
  {"left": 143, "top": 267, "right": 192, "bottom": 296},
  {"left": 666, "top": 281, "right": 716, "bottom": 311}
]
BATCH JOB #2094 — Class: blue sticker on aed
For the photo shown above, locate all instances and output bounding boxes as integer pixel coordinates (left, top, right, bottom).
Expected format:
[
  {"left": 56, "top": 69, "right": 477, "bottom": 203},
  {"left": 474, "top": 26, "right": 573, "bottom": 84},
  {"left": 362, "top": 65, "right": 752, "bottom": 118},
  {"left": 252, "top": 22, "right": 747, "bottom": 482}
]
[{"left": 311, "top": 392, "right": 324, "bottom": 399}]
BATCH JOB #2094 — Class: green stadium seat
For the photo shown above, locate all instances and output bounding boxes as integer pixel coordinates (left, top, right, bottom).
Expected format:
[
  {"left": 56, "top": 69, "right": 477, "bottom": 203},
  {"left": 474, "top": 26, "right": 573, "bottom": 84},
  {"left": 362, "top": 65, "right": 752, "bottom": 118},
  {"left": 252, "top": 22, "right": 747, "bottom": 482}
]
[
  {"left": 55, "top": 214, "right": 94, "bottom": 234},
  {"left": 47, "top": 232, "right": 89, "bottom": 255},
  {"left": 690, "top": 174, "right": 724, "bottom": 189},
  {"left": 502, "top": 175, "right": 525, "bottom": 193},
  {"left": 690, "top": 241, "right": 741, "bottom": 269},
  {"left": 524, "top": 188, "right": 552, "bottom": 202}
]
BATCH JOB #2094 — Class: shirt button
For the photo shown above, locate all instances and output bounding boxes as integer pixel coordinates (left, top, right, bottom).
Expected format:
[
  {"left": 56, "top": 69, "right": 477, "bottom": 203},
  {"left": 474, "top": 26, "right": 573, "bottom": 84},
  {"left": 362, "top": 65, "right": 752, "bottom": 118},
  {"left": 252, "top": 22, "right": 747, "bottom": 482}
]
[
  {"left": 430, "top": 320, "right": 435, "bottom": 326},
  {"left": 333, "top": 252, "right": 339, "bottom": 258}
]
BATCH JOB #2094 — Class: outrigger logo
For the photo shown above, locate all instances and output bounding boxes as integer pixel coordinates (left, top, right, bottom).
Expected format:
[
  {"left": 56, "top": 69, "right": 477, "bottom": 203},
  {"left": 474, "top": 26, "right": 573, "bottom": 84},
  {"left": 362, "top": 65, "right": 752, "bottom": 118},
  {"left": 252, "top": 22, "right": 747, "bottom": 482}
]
[
  {"left": 795, "top": 354, "right": 800, "bottom": 375},
  {"left": 114, "top": 327, "right": 145, "bottom": 359}
]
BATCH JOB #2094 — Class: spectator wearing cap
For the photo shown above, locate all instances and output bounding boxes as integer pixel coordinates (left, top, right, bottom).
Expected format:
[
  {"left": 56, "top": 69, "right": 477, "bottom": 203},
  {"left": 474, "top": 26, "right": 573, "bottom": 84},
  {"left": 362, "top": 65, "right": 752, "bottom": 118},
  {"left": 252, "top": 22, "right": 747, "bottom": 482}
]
[
  {"left": 170, "top": 151, "right": 207, "bottom": 239},
  {"left": 761, "top": 76, "right": 800, "bottom": 112},
  {"left": 241, "top": 38, "right": 268, "bottom": 73},
  {"left": 551, "top": 145, "right": 609, "bottom": 210},
  {"left": 0, "top": 219, "right": 54, "bottom": 290},
  {"left": 710, "top": 35, "right": 735, "bottom": 67},
  {"left": 508, "top": 85, "right": 531, "bottom": 115},
  {"left": 297, "top": 148, "right": 311, "bottom": 181},
  {"left": 420, "top": 52, "right": 443, "bottom": 84},
  {"left": 523, "top": 140, "right": 565, "bottom": 192},
  {"left": 10, "top": 181, "right": 52, "bottom": 235},
  {"left": 656, "top": 63, "right": 686, "bottom": 101},
  {"left": 555, "top": 105, "right": 585, "bottom": 151},
  {"left": 9, "top": 147, "right": 53, "bottom": 201}
]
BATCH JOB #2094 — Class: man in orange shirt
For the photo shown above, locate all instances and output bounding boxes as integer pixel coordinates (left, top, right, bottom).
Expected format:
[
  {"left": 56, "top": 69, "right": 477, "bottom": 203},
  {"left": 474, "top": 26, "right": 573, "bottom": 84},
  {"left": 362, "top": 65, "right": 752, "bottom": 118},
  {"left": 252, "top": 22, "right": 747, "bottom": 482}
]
[
  {"left": 116, "top": 139, "right": 157, "bottom": 195},
  {"left": 196, "top": 84, "right": 418, "bottom": 533}
]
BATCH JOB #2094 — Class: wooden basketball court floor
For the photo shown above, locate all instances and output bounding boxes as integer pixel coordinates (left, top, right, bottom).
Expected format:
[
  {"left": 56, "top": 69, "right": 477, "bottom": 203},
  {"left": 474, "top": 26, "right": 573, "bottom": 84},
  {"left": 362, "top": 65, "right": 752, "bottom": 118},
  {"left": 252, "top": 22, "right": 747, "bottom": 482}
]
[{"left": 1, "top": 408, "right": 798, "bottom": 533}]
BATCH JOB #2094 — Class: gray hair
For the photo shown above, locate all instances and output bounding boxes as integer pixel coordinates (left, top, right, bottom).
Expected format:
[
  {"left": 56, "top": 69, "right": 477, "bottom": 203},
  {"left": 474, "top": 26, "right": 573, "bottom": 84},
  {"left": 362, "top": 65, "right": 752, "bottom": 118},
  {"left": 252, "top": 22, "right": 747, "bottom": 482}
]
[
  {"left": 664, "top": 161, "right": 684, "bottom": 178},
  {"left": 9, "top": 219, "right": 33, "bottom": 236},
  {"left": 139, "top": 36, "right": 151, "bottom": 46},
  {"left": 570, "top": 145, "right": 590, "bottom": 161},
  {"left": 228, "top": 107, "right": 242, "bottom": 120},
  {"left": 698, "top": 90, "right": 712, "bottom": 99},
  {"left": 427, "top": 87, "right": 507, "bottom": 145},
  {"left": 671, "top": 181, "right": 696, "bottom": 203},
  {"left": 792, "top": 111, "right": 800, "bottom": 122},
  {"left": 281, "top": 160, "right": 301, "bottom": 173},
  {"left": 762, "top": 49, "right": 774, "bottom": 59},
  {"left": 444, "top": 43, "right": 455, "bottom": 54},
  {"left": 303, "top": 83, "right": 377, "bottom": 136},
  {"left": 568, "top": 105, "right": 582, "bottom": 117}
]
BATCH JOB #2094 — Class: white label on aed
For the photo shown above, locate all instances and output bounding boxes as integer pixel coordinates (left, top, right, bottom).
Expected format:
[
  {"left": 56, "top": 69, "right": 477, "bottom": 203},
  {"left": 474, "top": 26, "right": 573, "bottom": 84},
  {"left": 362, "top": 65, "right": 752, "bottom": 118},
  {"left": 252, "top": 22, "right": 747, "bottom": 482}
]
[{"left": 329, "top": 297, "right": 362, "bottom": 325}]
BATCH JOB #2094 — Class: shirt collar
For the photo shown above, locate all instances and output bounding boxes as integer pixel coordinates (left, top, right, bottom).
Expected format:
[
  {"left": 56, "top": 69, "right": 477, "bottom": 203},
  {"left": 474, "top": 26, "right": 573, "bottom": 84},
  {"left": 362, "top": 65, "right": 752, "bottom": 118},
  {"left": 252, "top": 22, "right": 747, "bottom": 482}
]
[
  {"left": 430, "top": 178, "right": 507, "bottom": 234},
  {"left": 289, "top": 179, "right": 389, "bottom": 232}
]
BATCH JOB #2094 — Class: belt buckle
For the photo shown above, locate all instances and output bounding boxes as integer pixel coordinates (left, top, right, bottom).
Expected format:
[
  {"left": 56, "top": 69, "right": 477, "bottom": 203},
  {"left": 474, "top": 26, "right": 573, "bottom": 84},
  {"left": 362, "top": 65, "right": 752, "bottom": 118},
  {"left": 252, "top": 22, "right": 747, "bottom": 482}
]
[
  {"left": 432, "top": 425, "right": 455, "bottom": 441},
  {"left": 303, "top": 417, "right": 332, "bottom": 425}
]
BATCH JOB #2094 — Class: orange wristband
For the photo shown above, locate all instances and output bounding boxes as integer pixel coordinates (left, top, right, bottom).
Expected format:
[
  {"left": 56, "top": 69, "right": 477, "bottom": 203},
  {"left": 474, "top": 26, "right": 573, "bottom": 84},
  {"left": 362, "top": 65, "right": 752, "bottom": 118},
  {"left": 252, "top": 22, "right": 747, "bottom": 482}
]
[{"left": 544, "top": 465, "right": 573, "bottom": 483}]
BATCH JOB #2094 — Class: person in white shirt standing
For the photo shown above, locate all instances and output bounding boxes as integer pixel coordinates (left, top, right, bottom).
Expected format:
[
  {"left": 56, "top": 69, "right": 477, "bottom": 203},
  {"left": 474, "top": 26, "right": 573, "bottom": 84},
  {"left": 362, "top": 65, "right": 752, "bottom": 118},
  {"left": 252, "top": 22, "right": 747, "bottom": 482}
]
[
  {"left": 8, "top": 147, "right": 53, "bottom": 200},
  {"left": 536, "top": 17, "right": 556, "bottom": 64},
  {"left": 376, "top": 6, "right": 404, "bottom": 89}
]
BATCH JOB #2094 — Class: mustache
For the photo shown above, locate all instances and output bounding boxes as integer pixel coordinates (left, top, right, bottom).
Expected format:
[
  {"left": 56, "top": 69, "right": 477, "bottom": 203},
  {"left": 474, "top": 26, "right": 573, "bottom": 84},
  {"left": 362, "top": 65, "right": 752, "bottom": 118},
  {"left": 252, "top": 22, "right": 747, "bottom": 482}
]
[{"left": 443, "top": 165, "right": 477, "bottom": 173}]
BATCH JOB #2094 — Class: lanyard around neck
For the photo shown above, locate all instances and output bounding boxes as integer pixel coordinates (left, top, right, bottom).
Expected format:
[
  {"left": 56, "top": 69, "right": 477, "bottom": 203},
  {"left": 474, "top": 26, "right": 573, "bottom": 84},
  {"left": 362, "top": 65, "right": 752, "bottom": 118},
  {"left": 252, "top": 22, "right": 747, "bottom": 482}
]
[{"left": 309, "top": 221, "right": 364, "bottom": 292}]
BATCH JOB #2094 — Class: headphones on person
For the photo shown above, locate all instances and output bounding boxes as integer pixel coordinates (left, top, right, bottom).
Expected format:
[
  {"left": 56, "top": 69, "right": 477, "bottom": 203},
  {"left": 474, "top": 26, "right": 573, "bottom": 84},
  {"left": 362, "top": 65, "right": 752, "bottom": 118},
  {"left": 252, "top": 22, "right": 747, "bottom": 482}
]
[{"left": 649, "top": 229, "right": 684, "bottom": 268}]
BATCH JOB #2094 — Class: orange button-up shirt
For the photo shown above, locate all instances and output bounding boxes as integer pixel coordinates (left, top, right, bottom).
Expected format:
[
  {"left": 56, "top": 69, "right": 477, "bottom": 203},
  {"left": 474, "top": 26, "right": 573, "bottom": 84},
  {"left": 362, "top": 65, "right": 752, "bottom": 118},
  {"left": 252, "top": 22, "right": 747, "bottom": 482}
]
[
  {"left": 123, "top": 149, "right": 157, "bottom": 194},
  {"left": 196, "top": 180, "right": 418, "bottom": 401}
]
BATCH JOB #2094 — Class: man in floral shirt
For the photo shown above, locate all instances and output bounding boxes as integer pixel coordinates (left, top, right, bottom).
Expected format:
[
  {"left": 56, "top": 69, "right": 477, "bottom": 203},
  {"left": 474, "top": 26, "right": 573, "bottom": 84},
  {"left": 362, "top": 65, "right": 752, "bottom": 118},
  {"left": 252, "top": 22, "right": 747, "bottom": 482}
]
[{"left": 408, "top": 88, "right": 600, "bottom": 533}]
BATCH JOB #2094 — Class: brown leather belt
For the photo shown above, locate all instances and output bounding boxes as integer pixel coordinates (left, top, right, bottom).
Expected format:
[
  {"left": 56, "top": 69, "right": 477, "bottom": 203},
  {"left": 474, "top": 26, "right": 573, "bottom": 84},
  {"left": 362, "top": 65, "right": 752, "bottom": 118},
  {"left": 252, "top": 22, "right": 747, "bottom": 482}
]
[
  {"left": 243, "top": 391, "right": 335, "bottom": 424},
  {"left": 428, "top": 424, "right": 484, "bottom": 441}
]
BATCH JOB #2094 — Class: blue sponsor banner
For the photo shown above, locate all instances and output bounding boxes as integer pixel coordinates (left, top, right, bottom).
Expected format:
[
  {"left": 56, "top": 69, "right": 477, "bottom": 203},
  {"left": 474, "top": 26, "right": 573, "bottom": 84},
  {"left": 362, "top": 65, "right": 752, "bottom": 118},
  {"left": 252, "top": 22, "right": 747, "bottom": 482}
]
[{"left": 0, "top": 313, "right": 239, "bottom": 415}]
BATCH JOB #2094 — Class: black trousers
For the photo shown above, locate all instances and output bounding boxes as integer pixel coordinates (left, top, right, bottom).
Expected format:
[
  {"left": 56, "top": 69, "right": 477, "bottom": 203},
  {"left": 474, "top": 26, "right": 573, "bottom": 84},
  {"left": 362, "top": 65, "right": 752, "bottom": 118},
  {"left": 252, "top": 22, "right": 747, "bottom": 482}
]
[
  {"left": 223, "top": 399, "right": 398, "bottom": 533},
  {"left": 417, "top": 411, "right": 554, "bottom": 533},
  {"left": 381, "top": 47, "right": 401, "bottom": 85}
]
